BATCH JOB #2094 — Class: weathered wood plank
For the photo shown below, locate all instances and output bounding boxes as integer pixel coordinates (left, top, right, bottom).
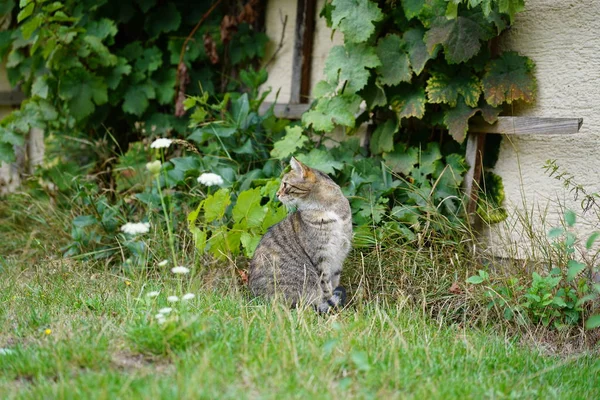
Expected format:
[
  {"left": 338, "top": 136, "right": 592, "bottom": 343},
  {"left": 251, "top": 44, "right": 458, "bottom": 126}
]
[
  {"left": 290, "top": 0, "right": 316, "bottom": 104},
  {"left": 470, "top": 117, "right": 583, "bottom": 135},
  {"left": 463, "top": 132, "right": 486, "bottom": 221},
  {"left": 0, "top": 90, "right": 26, "bottom": 106},
  {"left": 258, "top": 102, "right": 311, "bottom": 119}
]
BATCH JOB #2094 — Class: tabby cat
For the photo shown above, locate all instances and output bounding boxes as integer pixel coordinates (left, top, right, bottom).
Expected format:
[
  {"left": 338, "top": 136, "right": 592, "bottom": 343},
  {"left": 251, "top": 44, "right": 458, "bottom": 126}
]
[{"left": 249, "top": 157, "right": 352, "bottom": 312}]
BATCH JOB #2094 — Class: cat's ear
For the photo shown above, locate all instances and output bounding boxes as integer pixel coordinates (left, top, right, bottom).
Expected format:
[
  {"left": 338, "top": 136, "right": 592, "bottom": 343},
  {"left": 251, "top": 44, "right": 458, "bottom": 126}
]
[{"left": 290, "top": 157, "right": 314, "bottom": 180}]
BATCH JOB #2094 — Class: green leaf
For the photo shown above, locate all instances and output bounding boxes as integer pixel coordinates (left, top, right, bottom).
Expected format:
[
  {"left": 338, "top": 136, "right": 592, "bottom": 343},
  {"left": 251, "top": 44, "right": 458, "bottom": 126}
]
[
  {"left": 443, "top": 99, "right": 479, "bottom": 143},
  {"left": 548, "top": 227, "right": 564, "bottom": 239},
  {"left": 375, "top": 34, "right": 411, "bottom": 86},
  {"left": 233, "top": 188, "right": 267, "bottom": 229},
  {"left": 564, "top": 209, "right": 576, "bottom": 227},
  {"left": 403, "top": 27, "right": 436, "bottom": 76},
  {"left": 426, "top": 71, "right": 481, "bottom": 108},
  {"left": 135, "top": 46, "right": 163, "bottom": 74},
  {"left": 262, "top": 204, "right": 287, "bottom": 231},
  {"left": 390, "top": 86, "right": 426, "bottom": 120},
  {"left": 151, "top": 68, "right": 176, "bottom": 104},
  {"left": 359, "top": 80, "right": 387, "bottom": 109},
  {"left": 325, "top": 44, "right": 381, "bottom": 93},
  {"left": 122, "top": 83, "right": 155, "bottom": 116},
  {"left": 466, "top": 275, "right": 484, "bottom": 284},
  {"left": 479, "top": 103, "right": 501, "bottom": 124},
  {"left": 204, "top": 188, "right": 231, "bottom": 222},
  {"left": 271, "top": 126, "right": 309, "bottom": 159},
  {"left": 585, "top": 315, "right": 600, "bottom": 330},
  {"left": 383, "top": 143, "right": 418, "bottom": 175},
  {"left": 144, "top": 3, "right": 181, "bottom": 39},
  {"left": 424, "top": 15, "right": 488, "bottom": 64},
  {"left": 240, "top": 231, "right": 262, "bottom": 258},
  {"left": 72, "top": 215, "right": 98, "bottom": 228},
  {"left": 586, "top": 232, "right": 600, "bottom": 250},
  {"left": 31, "top": 76, "right": 49, "bottom": 99},
  {"left": 482, "top": 51, "right": 536, "bottom": 106},
  {"left": 296, "top": 149, "right": 343, "bottom": 175},
  {"left": 566, "top": 260, "right": 586, "bottom": 282},
  {"left": 59, "top": 69, "right": 108, "bottom": 120},
  {"left": 85, "top": 18, "right": 118, "bottom": 40},
  {"left": 0, "top": 142, "right": 15, "bottom": 163},
  {"left": 302, "top": 94, "right": 361, "bottom": 132},
  {"left": 106, "top": 57, "right": 132, "bottom": 90},
  {"left": 350, "top": 351, "right": 371, "bottom": 371},
  {"left": 369, "top": 118, "right": 398, "bottom": 155},
  {"left": 401, "top": 0, "right": 425, "bottom": 20},
  {"left": 498, "top": 0, "right": 524, "bottom": 24},
  {"left": 17, "top": 1, "right": 34, "bottom": 22},
  {"left": 83, "top": 35, "right": 117, "bottom": 66},
  {"left": 331, "top": 0, "right": 383, "bottom": 43}
]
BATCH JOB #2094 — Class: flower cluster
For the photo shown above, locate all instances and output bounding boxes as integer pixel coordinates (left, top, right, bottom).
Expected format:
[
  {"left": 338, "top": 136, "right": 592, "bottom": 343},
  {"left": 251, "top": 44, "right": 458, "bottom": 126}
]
[
  {"left": 150, "top": 138, "right": 172, "bottom": 149},
  {"left": 197, "top": 172, "right": 224, "bottom": 187},
  {"left": 120, "top": 222, "right": 150, "bottom": 235}
]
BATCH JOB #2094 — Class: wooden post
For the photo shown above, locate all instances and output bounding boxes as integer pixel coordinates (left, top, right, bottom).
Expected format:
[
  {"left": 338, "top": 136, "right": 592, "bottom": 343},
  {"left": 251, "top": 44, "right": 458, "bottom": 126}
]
[{"left": 290, "top": 0, "right": 316, "bottom": 104}]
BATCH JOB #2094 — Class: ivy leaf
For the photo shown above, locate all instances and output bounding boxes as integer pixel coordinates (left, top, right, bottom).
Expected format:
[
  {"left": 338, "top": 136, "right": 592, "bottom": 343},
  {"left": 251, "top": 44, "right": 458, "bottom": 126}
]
[
  {"left": 296, "top": 149, "right": 343, "bottom": 175},
  {"left": 390, "top": 85, "right": 426, "bottom": 120},
  {"left": 59, "top": 69, "right": 108, "bottom": 120},
  {"left": 369, "top": 118, "right": 398, "bottom": 155},
  {"left": 376, "top": 34, "right": 411, "bottom": 86},
  {"left": 403, "top": 27, "right": 436, "bottom": 76},
  {"left": 482, "top": 51, "right": 536, "bottom": 106},
  {"left": 144, "top": 3, "right": 181, "bottom": 39},
  {"left": 426, "top": 71, "right": 481, "bottom": 107},
  {"left": 122, "top": 83, "right": 156, "bottom": 116},
  {"left": 443, "top": 98, "right": 479, "bottom": 143},
  {"left": 271, "top": 126, "right": 309, "bottom": 159},
  {"left": 424, "top": 16, "right": 488, "bottom": 64},
  {"left": 331, "top": 0, "right": 384, "bottom": 43},
  {"left": 302, "top": 93, "right": 361, "bottom": 132},
  {"left": 383, "top": 143, "right": 419, "bottom": 175},
  {"left": 204, "top": 188, "right": 231, "bottom": 222},
  {"left": 325, "top": 44, "right": 381, "bottom": 93},
  {"left": 233, "top": 188, "right": 267, "bottom": 229}
]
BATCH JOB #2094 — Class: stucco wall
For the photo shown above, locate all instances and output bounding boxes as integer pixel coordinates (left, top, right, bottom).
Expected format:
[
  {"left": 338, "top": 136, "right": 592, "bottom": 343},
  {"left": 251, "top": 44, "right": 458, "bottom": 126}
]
[{"left": 484, "top": 0, "right": 600, "bottom": 257}]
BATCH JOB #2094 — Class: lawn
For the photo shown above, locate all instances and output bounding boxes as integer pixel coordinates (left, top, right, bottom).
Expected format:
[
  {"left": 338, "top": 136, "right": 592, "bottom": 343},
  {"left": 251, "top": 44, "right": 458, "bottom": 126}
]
[{"left": 1, "top": 258, "right": 598, "bottom": 399}]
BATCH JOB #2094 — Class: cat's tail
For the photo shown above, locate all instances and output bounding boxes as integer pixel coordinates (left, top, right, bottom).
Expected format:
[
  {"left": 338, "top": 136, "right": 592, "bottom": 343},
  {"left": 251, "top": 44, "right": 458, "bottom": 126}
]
[{"left": 316, "top": 286, "right": 347, "bottom": 314}]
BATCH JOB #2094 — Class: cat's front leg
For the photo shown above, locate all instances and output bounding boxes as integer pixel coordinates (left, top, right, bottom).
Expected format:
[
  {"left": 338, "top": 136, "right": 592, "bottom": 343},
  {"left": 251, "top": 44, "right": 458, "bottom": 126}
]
[{"left": 319, "top": 270, "right": 333, "bottom": 300}]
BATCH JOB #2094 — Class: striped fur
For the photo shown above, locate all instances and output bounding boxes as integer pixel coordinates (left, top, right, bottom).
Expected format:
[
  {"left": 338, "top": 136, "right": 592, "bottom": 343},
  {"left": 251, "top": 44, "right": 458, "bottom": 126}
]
[{"left": 249, "top": 157, "right": 352, "bottom": 312}]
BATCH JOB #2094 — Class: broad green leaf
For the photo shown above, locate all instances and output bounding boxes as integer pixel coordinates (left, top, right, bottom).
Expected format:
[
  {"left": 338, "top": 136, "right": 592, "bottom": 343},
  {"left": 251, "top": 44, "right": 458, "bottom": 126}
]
[
  {"left": 85, "top": 18, "right": 118, "bottom": 40},
  {"left": 73, "top": 215, "right": 98, "bottom": 228},
  {"left": 375, "top": 34, "right": 411, "bottom": 86},
  {"left": 240, "top": 231, "right": 262, "bottom": 258},
  {"left": 20, "top": 13, "right": 42, "bottom": 39},
  {"left": 31, "top": 76, "right": 49, "bottom": 99},
  {"left": 151, "top": 68, "right": 176, "bottom": 104},
  {"left": 548, "top": 227, "right": 564, "bottom": 239},
  {"left": 383, "top": 143, "right": 418, "bottom": 175},
  {"left": 482, "top": 51, "right": 536, "bottom": 106},
  {"left": 564, "top": 209, "right": 576, "bottom": 227},
  {"left": 566, "top": 260, "right": 586, "bottom": 282},
  {"left": 325, "top": 44, "right": 381, "bottom": 93},
  {"left": 233, "top": 188, "right": 267, "bottom": 229},
  {"left": 83, "top": 35, "right": 117, "bottom": 66},
  {"left": 350, "top": 351, "right": 371, "bottom": 371},
  {"left": 443, "top": 99, "right": 479, "bottom": 143},
  {"left": 331, "top": 0, "right": 383, "bottom": 43},
  {"left": 106, "top": 57, "right": 132, "bottom": 90},
  {"left": 231, "top": 93, "right": 250, "bottom": 128},
  {"left": 498, "top": 0, "right": 524, "bottom": 24},
  {"left": 466, "top": 275, "right": 484, "bottom": 284},
  {"left": 144, "top": 3, "right": 181, "bottom": 39},
  {"left": 403, "top": 27, "right": 436, "bottom": 76},
  {"left": 122, "top": 83, "right": 155, "bottom": 116},
  {"left": 59, "top": 69, "right": 108, "bottom": 120},
  {"left": 190, "top": 227, "right": 207, "bottom": 253},
  {"left": 401, "top": 0, "right": 424, "bottom": 20},
  {"left": 390, "top": 86, "right": 426, "bottom": 120},
  {"left": 369, "top": 118, "right": 398, "bottom": 155},
  {"left": 204, "top": 188, "right": 231, "bottom": 222},
  {"left": 271, "top": 126, "right": 309, "bottom": 159},
  {"left": 424, "top": 16, "right": 489, "bottom": 64},
  {"left": 302, "top": 94, "right": 361, "bottom": 132},
  {"left": 0, "top": 129, "right": 25, "bottom": 147},
  {"left": 17, "top": 1, "right": 33, "bottom": 22},
  {"left": 262, "top": 204, "right": 287, "bottom": 231},
  {"left": 296, "top": 149, "right": 343, "bottom": 175},
  {"left": 135, "top": 46, "right": 163, "bottom": 74},
  {"left": 312, "top": 80, "right": 337, "bottom": 97},
  {"left": 426, "top": 71, "right": 481, "bottom": 107},
  {"left": 586, "top": 231, "right": 600, "bottom": 250},
  {"left": 479, "top": 103, "right": 501, "bottom": 124},
  {"left": 0, "top": 142, "right": 15, "bottom": 163},
  {"left": 585, "top": 315, "right": 600, "bottom": 330},
  {"left": 360, "top": 80, "right": 387, "bottom": 109}
]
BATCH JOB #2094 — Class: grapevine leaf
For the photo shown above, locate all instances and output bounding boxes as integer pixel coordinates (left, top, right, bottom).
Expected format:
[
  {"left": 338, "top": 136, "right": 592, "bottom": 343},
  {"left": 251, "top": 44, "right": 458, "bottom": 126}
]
[
  {"left": 271, "top": 126, "right": 309, "bottom": 159},
  {"left": 479, "top": 103, "right": 501, "bottom": 124},
  {"left": 85, "top": 18, "right": 118, "bottom": 40},
  {"left": 403, "top": 27, "right": 436, "bottom": 76},
  {"left": 443, "top": 98, "right": 479, "bottom": 143},
  {"left": 424, "top": 16, "right": 487, "bottom": 64},
  {"left": 369, "top": 118, "right": 398, "bottom": 155},
  {"left": 296, "top": 149, "right": 343, "bottom": 175},
  {"left": 144, "top": 3, "right": 181, "bottom": 39},
  {"left": 59, "top": 69, "right": 108, "bottom": 120},
  {"left": 331, "top": 0, "right": 384, "bottom": 43},
  {"left": 383, "top": 143, "right": 419, "bottom": 175},
  {"left": 312, "top": 80, "right": 337, "bottom": 97},
  {"left": 360, "top": 80, "right": 387, "bottom": 109},
  {"left": 324, "top": 44, "right": 381, "bottom": 93},
  {"left": 135, "top": 46, "right": 163, "bottom": 74},
  {"left": 83, "top": 35, "right": 117, "bottom": 66},
  {"left": 204, "top": 188, "right": 231, "bottom": 222},
  {"left": 151, "top": 68, "right": 176, "bottom": 104},
  {"left": 31, "top": 76, "right": 49, "bottom": 99},
  {"left": 390, "top": 85, "right": 426, "bottom": 120},
  {"left": 106, "top": 57, "right": 132, "bottom": 90},
  {"left": 302, "top": 93, "right": 361, "bottom": 132},
  {"left": 262, "top": 204, "right": 287, "bottom": 231},
  {"left": 0, "top": 142, "right": 16, "bottom": 163},
  {"left": 240, "top": 232, "right": 262, "bottom": 258},
  {"left": 122, "top": 83, "right": 156, "bottom": 116},
  {"left": 376, "top": 34, "right": 411, "bottom": 86},
  {"left": 426, "top": 71, "right": 481, "bottom": 107},
  {"left": 233, "top": 188, "right": 268, "bottom": 229},
  {"left": 498, "top": 0, "right": 524, "bottom": 24},
  {"left": 482, "top": 51, "right": 536, "bottom": 106}
]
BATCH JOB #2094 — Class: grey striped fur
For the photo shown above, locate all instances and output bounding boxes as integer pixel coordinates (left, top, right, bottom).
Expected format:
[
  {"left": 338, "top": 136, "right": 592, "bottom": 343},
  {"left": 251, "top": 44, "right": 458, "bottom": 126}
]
[{"left": 249, "top": 157, "right": 352, "bottom": 312}]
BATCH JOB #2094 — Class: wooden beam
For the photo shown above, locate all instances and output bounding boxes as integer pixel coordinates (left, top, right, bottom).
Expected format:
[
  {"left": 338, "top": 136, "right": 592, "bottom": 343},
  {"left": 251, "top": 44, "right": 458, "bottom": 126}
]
[
  {"left": 290, "top": 0, "right": 316, "bottom": 104},
  {"left": 470, "top": 117, "right": 583, "bottom": 135},
  {"left": 258, "top": 102, "right": 310, "bottom": 119},
  {"left": 463, "top": 132, "right": 486, "bottom": 220},
  {"left": 0, "top": 90, "right": 26, "bottom": 106}
]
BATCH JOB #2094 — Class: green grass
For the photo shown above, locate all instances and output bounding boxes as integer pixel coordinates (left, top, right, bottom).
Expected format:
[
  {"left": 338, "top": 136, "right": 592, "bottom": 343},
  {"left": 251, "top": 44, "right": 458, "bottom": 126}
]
[{"left": 1, "top": 260, "right": 598, "bottom": 399}]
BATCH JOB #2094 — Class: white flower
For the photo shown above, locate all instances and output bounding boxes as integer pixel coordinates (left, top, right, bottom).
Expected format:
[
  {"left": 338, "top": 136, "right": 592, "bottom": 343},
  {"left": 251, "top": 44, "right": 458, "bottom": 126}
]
[
  {"left": 156, "top": 315, "right": 166, "bottom": 324},
  {"left": 120, "top": 222, "right": 150, "bottom": 235},
  {"left": 197, "top": 172, "right": 224, "bottom": 187},
  {"left": 0, "top": 348, "right": 15, "bottom": 355},
  {"left": 182, "top": 293, "right": 195, "bottom": 300},
  {"left": 146, "top": 291, "right": 160, "bottom": 298},
  {"left": 167, "top": 296, "right": 179, "bottom": 303},
  {"left": 157, "top": 259, "right": 168, "bottom": 267},
  {"left": 146, "top": 160, "right": 162, "bottom": 175},
  {"left": 171, "top": 266, "right": 190, "bottom": 274},
  {"left": 158, "top": 307, "right": 172, "bottom": 314},
  {"left": 150, "top": 138, "right": 172, "bottom": 149}
]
